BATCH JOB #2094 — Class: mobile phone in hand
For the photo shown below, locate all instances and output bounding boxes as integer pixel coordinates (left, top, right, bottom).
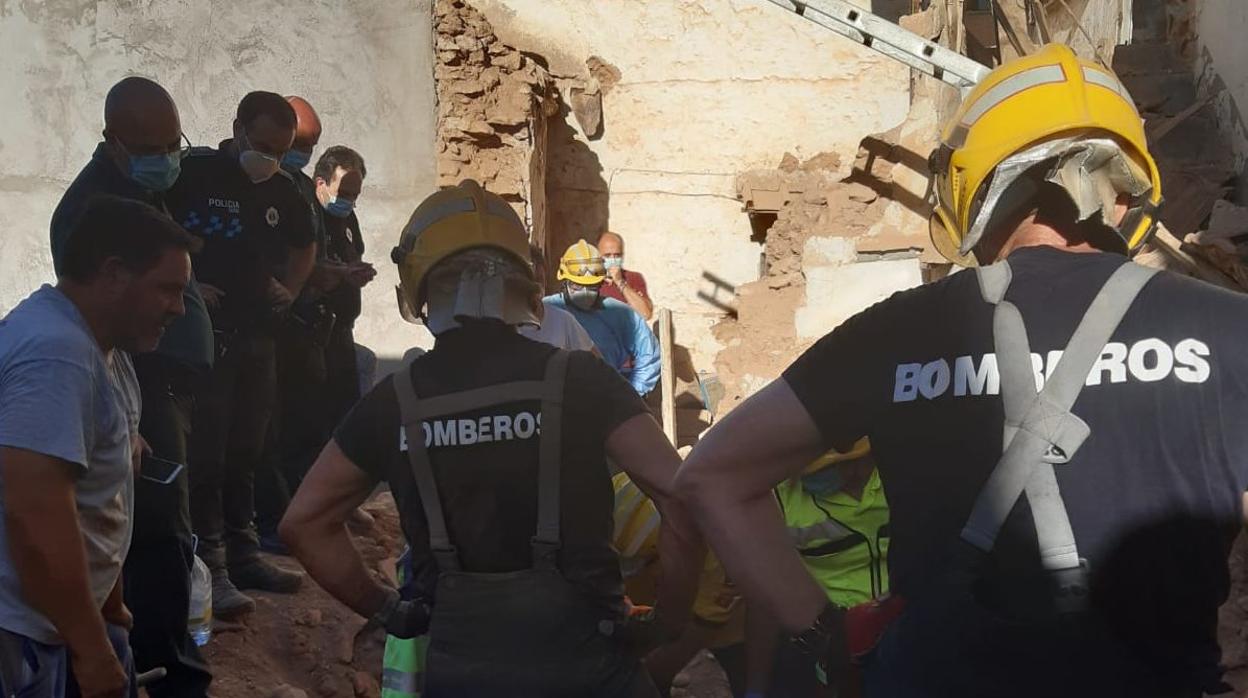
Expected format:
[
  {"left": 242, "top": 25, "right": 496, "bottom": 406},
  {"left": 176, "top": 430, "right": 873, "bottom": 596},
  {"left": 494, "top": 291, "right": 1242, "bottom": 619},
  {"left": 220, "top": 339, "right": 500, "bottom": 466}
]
[{"left": 140, "top": 454, "right": 185, "bottom": 485}]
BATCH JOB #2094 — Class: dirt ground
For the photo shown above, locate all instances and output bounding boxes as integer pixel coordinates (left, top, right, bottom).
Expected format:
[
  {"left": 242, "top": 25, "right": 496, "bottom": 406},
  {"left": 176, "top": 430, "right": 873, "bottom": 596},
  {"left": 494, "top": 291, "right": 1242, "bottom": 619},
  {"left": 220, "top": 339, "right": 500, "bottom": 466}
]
[
  {"left": 201, "top": 493, "right": 732, "bottom": 698},
  {"left": 202, "top": 494, "right": 403, "bottom": 698},
  {"left": 203, "top": 494, "right": 1248, "bottom": 698}
]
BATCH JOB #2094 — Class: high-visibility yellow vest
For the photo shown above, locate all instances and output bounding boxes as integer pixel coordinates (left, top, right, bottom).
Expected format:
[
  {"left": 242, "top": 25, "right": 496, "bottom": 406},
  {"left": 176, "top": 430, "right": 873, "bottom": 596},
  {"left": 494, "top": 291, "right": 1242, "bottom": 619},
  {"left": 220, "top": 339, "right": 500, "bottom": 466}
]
[
  {"left": 612, "top": 473, "right": 746, "bottom": 647},
  {"left": 774, "top": 469, "right": 891, "bottom": 606}
]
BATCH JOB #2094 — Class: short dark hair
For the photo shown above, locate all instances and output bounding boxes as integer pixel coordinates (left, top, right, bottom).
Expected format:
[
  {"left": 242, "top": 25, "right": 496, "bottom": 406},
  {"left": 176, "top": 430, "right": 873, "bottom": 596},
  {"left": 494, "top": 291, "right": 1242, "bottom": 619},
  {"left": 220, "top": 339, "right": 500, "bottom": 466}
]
[
  {"left": 60, "top": 195, "right": 200, "bottom": 283},
  {"left": 237, "top": 91, "right": 297, "bottom": 131},
  {"left": 314, "top": 145, "right": 368, "bottom": 183}
]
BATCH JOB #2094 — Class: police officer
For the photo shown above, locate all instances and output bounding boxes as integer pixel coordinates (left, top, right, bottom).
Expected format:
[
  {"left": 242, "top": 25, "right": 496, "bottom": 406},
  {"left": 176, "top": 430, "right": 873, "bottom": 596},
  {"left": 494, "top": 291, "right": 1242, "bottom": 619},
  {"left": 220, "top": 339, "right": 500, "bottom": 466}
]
[
  {"left": 166, "top": 91, "right": 314, "bottom": 617},
  {"left": 309, "top": 146, "right": 375, "bottom": 425},
  {"left": 678, "top": 45, "right": 1248, "bottom": 697},
  {"left": 49, "top": 76, "right": 214, "bottom": 697},
  {"left": 280, "top": 180, "right": 703, "bottom": 697},
  {"left": 260, "top": 145, "right": 377, "bottom": 543},
  {"left": 253, "top": 95, "right": 329, "bottom": 551}
]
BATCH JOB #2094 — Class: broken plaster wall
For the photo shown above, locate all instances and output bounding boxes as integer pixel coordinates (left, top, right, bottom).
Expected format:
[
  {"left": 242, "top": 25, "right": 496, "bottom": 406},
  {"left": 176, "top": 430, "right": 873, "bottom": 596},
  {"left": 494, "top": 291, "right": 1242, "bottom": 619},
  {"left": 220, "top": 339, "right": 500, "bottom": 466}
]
[
  {"left": 0, "top": 0, "right": 438, "bottom": 363},
  {"left": 433, "top": 0, "right": 557, "bottom": 250},
  {"left": 1189, "top": 0, "right": 1248, "bottom": 203},
  {"left": 464, "top": 0, "right": 912, "bottom": 368}
]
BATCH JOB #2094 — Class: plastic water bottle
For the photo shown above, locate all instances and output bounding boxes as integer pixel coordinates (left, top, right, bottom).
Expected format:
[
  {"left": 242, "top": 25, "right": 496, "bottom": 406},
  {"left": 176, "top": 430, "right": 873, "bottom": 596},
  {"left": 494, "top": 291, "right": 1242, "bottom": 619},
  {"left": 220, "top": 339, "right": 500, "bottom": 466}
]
[{"left": 188, "top": 553, "right": 212, "bottom": 647}]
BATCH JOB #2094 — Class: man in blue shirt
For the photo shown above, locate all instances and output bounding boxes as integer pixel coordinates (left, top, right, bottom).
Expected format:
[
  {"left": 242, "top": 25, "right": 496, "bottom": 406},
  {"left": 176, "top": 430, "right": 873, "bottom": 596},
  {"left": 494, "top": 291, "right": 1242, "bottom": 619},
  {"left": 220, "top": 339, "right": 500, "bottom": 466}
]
[
  {"left": 544, "top": 240, "right": 660, "bottom": 396},
  {"left": 2, "top": 195, "right": 195, "bottom": 698},
  {"left": 48, "top": 77, "right": 212, "bottom": 698}
]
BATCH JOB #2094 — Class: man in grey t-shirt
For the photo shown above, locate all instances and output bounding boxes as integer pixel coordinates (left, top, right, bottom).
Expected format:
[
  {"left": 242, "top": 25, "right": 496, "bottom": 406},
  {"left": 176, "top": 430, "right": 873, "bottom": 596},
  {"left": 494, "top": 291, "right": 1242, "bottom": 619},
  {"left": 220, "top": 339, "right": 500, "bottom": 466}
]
[{"left": 0, "top": 196, "right": 196, "bottom": 698}]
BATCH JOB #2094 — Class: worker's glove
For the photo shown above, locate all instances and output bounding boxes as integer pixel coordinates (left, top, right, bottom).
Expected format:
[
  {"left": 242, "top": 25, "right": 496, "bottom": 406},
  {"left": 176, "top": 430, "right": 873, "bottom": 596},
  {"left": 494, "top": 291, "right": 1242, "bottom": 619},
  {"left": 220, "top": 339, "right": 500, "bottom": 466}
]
[{"left": 372, "top": 589, "right": 431, "bottom": 639}]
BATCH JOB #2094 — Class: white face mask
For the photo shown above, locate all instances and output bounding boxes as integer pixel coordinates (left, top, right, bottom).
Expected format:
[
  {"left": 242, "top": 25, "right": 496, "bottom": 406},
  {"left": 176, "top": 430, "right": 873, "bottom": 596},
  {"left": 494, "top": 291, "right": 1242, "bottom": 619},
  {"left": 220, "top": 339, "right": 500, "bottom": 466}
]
[{"left": 238, "top": 133, "right": 282, "bottom": 184}]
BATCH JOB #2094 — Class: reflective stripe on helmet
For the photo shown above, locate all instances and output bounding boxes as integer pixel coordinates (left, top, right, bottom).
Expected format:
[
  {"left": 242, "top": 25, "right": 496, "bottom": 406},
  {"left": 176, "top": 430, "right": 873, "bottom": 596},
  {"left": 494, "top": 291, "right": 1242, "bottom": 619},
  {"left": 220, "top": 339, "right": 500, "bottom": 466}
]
[
  {"left": 399, "top": 197, "right": 476, "bottom": 253},
  {"left": 960, "top": 64, "right": 1068, "bottom": 127},
  {"left": 1081, "top": 66, "right": 1137, "bottom": 108},
  {"left": 484, "top": 196, "right": 525, "bottom": 229}
]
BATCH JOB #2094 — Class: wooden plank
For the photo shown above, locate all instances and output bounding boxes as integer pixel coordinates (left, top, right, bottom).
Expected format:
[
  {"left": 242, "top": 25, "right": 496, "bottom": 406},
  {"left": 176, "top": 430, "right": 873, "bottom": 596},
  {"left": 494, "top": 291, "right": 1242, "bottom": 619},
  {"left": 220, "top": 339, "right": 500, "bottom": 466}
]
[
  {"left": 1148, "top": 224, "right": 1242, "bottom": 291},
  {"left": 659, "top": 308, "right": 677, "bottom": 446},
  {"left": 992, "top": 0, "right": 1030, "bottom": 57},
  {"left": 1146, "top": 91, "right": 1217, "bottom": 143}
]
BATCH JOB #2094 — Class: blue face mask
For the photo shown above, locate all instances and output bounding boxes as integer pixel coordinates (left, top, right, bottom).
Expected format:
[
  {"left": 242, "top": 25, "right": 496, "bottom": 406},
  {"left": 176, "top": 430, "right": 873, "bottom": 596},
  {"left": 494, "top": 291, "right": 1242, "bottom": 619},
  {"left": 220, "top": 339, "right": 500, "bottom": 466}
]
[
  {"left": 128, "top": 151, "right": 182, "bottom": 192},
  {"left": 283, "top": 149, "right": 312, "bottom": 171},
  {"left": 800, "top": 466, "right": 844, "bottom": 497},
  {"left": 324, "top": 197, "right": 355, "bottom": 219},
  {"left": 603, "top": 256, "right": 623, "bottom": 270}
]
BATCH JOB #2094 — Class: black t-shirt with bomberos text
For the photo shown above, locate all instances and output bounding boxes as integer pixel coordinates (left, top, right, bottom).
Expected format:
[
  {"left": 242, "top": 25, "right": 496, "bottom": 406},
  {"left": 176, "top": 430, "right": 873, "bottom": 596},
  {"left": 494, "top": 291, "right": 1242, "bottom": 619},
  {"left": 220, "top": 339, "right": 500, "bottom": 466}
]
[
  {"left": 334, "top": 323, "right": 648, "bottom": 613},
  {"left": 784, "top": 246, "right": 1248, "bottom": 695},
  {"left": 166, "top": 141, "right": 314, "bottom": 331}
]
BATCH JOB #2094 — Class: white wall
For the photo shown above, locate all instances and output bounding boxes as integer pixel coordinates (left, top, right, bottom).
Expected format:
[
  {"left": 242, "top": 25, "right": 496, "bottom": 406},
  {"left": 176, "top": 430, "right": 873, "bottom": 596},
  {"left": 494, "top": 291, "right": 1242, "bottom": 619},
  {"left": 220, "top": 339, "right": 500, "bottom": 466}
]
[
  {"left": 0, "top": 0, "right": 438, "bottom": 361},
  {"left": 474, "top": 0, "right": 912, "bottom": 366},
  {"left": 1192, "top": 0, "right": 1248, "bottom": 203}
]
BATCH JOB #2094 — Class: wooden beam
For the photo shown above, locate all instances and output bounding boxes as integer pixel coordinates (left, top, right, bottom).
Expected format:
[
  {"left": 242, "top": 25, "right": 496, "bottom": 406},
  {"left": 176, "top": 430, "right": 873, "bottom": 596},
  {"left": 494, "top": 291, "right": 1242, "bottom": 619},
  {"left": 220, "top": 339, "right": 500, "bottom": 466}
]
[
  {"left": 992, "top": 0, "right": 1030, "bottom": 58},
  {"left": 659, "top": 308, "right": 677, "bottom": 446},
  {"left": 1148, "top": 224, "right": 1242, "bottom": 291}
]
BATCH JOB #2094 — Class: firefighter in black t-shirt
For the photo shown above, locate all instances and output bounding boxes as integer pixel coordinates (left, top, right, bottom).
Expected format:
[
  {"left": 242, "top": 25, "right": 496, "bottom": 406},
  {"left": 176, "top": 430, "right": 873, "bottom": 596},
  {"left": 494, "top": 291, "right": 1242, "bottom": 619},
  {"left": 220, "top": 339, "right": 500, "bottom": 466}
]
[
  {"left": 678, "top": 45, "right": 1248, "bottom": 698},
  {"left": 165, "top": 91, "right": 315, "bottom": 618},
  {"left": 280, "top": 180, "right": 703, "bottom": 697}
]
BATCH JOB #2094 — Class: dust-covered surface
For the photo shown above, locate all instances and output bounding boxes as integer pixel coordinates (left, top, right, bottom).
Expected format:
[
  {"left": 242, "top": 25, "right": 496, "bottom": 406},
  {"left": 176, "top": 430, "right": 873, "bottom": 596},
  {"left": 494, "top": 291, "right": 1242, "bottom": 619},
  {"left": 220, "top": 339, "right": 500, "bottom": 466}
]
[
  {"left": 202, "top": 493, "right": 737, "bottom": 698},
  {"left": 202, "top": 494, "right": 403, "bottom": 698}
]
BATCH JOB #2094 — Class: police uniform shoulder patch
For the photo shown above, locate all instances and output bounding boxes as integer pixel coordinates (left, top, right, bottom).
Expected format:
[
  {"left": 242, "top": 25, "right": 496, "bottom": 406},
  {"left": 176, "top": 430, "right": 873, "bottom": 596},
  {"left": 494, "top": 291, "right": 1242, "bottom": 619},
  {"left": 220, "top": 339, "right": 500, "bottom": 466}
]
[{"left": 266, "top": 206, "right": 280, "bottom": 227}]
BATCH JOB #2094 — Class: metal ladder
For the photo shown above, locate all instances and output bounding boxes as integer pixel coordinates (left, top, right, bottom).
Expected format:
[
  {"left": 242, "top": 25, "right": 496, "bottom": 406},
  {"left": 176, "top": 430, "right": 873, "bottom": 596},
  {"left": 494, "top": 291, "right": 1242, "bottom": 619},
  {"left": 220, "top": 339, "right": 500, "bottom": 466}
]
[{"left": 763, "top": 0, "right": 990, "bottom": 89}]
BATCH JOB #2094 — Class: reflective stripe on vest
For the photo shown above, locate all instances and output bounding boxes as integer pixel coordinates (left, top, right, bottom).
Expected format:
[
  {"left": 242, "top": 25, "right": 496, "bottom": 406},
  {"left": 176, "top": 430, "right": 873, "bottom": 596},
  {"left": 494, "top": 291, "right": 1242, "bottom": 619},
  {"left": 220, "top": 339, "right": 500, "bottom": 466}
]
[
  {"left": 787, "top": 519, "right": 857, "bottom": 550},
  {"left": 613, "top": 476, "right": 660, "bottom": 558},
  {"left": 775, "top": 473, "right": 891, "bottom": 605}
]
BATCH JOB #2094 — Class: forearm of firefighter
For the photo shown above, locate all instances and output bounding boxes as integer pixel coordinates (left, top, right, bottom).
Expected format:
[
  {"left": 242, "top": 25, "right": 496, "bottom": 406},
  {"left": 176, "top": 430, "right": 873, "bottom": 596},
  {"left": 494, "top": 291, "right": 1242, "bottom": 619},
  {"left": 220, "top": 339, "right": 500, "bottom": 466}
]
[
  {"left": 608, "top": 413, "right": 704, "bottom": 633},
  {"left": 744, "top": 603, "right": 780, "bottom": 694},
  {"left": 280, "top": 440, "right": 391, "bottom": 619},
  {"left": 675, "top": 379, "right": 830, "bottom": 634}
]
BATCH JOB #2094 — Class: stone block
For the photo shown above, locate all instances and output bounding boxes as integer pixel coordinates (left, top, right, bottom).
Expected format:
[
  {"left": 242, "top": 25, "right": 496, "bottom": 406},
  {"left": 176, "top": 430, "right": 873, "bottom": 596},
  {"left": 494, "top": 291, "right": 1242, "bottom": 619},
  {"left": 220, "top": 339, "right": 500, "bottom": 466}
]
[
  {"left": 802, "top": 235, "right": 857, "bottom": 267},
  {"left": 795, "top": 258, "right": 922, "bottom": 339}
]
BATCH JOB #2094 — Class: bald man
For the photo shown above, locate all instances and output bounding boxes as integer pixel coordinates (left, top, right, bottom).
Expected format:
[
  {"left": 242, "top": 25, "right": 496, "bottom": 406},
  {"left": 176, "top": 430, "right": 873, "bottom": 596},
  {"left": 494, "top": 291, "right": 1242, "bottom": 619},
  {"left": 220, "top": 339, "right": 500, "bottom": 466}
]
[
  {"left": 49, "top": 76, "right": 214, "bottom": 698},
  {"left": 597, "top": 231, "right": 653, "bottom": 320}
]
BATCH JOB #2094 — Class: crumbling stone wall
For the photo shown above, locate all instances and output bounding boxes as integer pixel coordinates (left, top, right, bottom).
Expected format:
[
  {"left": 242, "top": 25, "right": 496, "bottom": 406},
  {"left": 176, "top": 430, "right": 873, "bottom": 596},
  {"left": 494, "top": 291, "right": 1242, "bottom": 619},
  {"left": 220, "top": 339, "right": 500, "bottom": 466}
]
[{"left": 433, "top": 0, "right": 557, "bottom": 239}]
